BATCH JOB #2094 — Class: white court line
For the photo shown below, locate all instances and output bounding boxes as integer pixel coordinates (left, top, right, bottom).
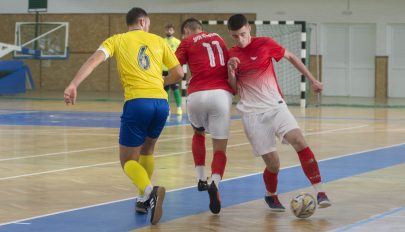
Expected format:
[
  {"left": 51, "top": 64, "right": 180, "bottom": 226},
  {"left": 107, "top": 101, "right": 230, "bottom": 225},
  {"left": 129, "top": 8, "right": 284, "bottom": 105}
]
[
  {"left": 0, "top": 132, "right": 119, "bottom": 136},
  {"left": 0, "top": 161, "right": 119, "bottom": 181},
  {"left": 1, "top": 141, "right": 404, "bottom": 227},
  {"left": 0, "top": 135, "right": 192, "bottom": 162},
  {"left": 0, "top": 124, "right": 369, "bottom": 180},
  {"left": 0, "top": 128, "right": 246, "bottom": 162}
]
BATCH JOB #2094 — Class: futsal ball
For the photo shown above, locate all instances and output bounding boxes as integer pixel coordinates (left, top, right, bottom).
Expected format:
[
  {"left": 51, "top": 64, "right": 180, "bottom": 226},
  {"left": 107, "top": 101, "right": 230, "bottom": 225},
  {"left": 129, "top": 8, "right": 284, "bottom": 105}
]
[{"left": 290, "top": 192, "right": 317, "bottom": 218}]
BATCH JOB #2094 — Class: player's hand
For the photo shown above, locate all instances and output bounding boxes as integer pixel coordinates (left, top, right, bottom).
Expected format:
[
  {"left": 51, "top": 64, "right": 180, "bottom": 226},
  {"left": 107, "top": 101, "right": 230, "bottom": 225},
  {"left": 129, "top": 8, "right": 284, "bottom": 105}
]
[
  {"left": 311, "top": 80, "right": 323, "bottom": 93},
  {"left": 227, "top": 57, "right": 240, "bottom": 71},
  {"left": 64, "top": 84, "right": 77, "bottom": 105},
  {"left": 227, "top": 57, "right": 240, "bottom": 77}
]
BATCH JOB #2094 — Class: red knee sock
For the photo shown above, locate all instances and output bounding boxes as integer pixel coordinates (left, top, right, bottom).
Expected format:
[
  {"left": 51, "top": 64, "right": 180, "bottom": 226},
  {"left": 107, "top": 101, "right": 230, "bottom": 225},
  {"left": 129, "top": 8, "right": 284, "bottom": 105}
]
[
  {"left": 192, "top": 134, "right": 206, "bottom": 166},
  {"left": 211, "top": 151, "right": 227, "bottom": 178},
  {"left": 263, "top": 168, "right": 278, "bottom": 194},
  {"left": 297, "top": 147, "right": 321, "bottom": 184}
]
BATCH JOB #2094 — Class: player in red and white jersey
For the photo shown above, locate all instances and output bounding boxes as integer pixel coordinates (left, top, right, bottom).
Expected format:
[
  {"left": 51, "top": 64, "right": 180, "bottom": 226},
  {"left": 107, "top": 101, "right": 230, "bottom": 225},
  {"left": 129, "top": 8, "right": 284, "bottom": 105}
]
[
  {"left": 227, "top": 14, "right": 331, "bottom": 211},
  {"left": 166, "top": 18, "right": 235, "bottom": 214}
]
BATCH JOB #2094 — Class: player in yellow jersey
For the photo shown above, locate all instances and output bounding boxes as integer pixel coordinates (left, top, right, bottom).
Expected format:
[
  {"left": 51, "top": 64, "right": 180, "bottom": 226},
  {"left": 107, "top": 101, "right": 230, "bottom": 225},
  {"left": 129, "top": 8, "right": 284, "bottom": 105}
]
[
  {"left": 162, "top": 24, "right": 183, "bottom": 115},
  {"left": 63, "top": 7, "right": 184, "bottom": 225}
]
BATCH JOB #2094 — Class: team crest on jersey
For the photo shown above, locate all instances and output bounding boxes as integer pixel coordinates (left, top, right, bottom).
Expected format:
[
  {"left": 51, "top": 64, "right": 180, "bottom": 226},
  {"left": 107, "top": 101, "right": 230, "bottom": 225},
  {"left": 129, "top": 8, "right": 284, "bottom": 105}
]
[
  {"left": 138, "top": 46, "right": 150, "bottom": 70},
  {"left": 250, "top": 56, "right": 257, "bottom": 60}
]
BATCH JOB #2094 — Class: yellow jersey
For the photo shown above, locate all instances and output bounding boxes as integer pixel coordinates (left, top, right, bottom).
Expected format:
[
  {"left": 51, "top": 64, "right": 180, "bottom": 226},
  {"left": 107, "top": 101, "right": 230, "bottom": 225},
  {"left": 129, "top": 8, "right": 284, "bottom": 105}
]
[
  {"left": 162, "top": 36, "right": 181, "bottom": 72},
  {"left": 100, "top": 30, "right": 180, "bottom": 101}
]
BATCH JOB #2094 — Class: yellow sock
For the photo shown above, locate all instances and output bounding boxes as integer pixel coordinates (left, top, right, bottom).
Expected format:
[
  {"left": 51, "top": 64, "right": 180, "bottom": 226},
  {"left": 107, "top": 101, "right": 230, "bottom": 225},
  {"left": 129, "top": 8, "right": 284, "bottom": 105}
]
[
  {"left": 124, "top": 160, "right": 151, "bottom": 197},
  {"left": 139, "top": 154, "right": 155, "bottom": 179}
]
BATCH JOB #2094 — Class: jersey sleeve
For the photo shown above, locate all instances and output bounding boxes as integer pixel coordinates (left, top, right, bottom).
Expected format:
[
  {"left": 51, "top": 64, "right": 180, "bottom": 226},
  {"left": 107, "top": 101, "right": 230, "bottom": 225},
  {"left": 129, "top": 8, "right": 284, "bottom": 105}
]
[
  {"left": 266, "top": 37, "right": 285, "bottom": 62},
  {"left": 162, "top": 39, "right": 180, "bottom": 70},
  {"left": 218, "top": 36, "right": 230, "bottom": 60},
  {"left": 99, "top": 35, "right": 118, "bottom": 60},
  {"left": 173, "top": 37, "right": 181, "bottom": 51},
  {"left": 175, "top": 40, "right": 188, "bottom": 65}
]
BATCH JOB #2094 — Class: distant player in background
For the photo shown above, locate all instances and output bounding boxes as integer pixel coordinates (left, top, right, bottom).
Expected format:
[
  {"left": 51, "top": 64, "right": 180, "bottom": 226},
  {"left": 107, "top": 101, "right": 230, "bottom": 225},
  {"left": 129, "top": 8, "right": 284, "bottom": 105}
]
[
  {"left": 166, "top": 18, "right": 235, "bottom": 214},
  {"left": 227, "top": 14, "right": 331, "bottom": 211},
  {"left": 163, "top": 24, "right": 183, "bottom": 115},
  {"left": 64, "top": 7, "right": 184, "bottom": 225}
]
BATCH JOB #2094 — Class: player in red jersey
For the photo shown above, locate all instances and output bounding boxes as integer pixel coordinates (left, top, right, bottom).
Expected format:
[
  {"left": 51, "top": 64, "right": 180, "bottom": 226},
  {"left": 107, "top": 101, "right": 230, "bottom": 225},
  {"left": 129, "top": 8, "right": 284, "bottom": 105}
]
[
  {"left": 227, "top": 14, "right": 331, "bottom": 211},
  {"left": 165, "top": 18, "right": 235, "bottom": 214}
]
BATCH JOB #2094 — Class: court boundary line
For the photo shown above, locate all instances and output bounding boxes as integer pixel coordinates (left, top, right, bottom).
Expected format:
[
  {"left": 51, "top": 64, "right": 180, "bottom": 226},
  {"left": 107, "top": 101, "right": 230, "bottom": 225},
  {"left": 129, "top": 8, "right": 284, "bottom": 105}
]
[
  {"left": 0, "top": 125, "right": 368, "bottom": 180},
  {"left": 1, "top": 141, "right": 404, "bottom": 227},
  {"left": 332, "top": 206, "right": 405, "bottom": 232},
  {"left": 0, "top": 124, "right": 368, "bottom": 162}
]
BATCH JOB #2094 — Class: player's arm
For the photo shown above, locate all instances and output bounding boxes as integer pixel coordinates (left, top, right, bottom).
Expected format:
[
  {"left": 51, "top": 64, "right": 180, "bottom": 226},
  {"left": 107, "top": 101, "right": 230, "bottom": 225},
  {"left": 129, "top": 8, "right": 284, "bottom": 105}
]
[
  {"left": 163, "top": 40, "right": 186, "bottom": 85},
  {"left": 164, "top": 65, "right": 184, "bottom": 85},
  {"left": 284, "top": 50, "right": 323, "bottom": 93},
  {"left": 64, "top": 50, "right": 105, "bottom": 105},
  {"left": 227, "top": 57, "right": 240, "bottom": 91}
]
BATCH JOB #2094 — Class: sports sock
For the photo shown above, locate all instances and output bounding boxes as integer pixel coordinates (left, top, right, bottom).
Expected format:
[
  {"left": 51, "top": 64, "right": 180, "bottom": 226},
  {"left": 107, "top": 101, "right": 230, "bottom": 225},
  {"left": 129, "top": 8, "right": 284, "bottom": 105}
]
[
  {"left": 139, "top": 154, "right": 154, "bottom": 179},
  {"left": 192, "top": 133, "right": 206, "bottom": 180},
  {"left": 297, "top": 147, "right": 322, "bottom": 185},
  {"left": 173, "top": 89, "right": 182, "bottom": 107},
  {"left": 263, "top": 168, "right": 278, "bottom": 195},
  {"left": 211, "top": 174, "right": 221, "bottom": 187},
  {"left": 124, "top": 160, "right": 152, "bottom": 198},
  {"left": 192, "top": 133, "right": 206, "bottom": 166},
  {"left": 196, "top": 166, "right": 205, "bottom": 181},
  {"left": 211, "top": 150, "right": 227, "bottom": 179}
]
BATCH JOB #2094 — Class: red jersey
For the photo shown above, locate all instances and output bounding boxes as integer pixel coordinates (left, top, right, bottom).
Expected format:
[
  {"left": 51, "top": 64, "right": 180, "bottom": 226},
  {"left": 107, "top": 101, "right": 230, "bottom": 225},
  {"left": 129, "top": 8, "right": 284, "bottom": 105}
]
[
  {"left": 176, "top": 32, "right": 235, "bottom": 95},
  {"left": 229, "top": 37, "right": 286, "bottom": 114}
]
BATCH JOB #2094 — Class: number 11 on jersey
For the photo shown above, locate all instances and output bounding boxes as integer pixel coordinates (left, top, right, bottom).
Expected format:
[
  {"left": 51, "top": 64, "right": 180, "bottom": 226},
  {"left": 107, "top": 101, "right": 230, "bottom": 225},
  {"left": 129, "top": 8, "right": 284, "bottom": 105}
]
[{"left": 202, "top": 40, "right": 225, "bottom": 68}]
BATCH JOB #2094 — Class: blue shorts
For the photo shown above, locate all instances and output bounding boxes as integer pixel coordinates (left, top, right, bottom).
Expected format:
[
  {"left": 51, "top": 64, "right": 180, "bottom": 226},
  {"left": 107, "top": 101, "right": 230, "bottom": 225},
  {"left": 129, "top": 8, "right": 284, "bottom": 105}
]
[{"left": 119, "top": 98, "right": 169, "bottom": 147}]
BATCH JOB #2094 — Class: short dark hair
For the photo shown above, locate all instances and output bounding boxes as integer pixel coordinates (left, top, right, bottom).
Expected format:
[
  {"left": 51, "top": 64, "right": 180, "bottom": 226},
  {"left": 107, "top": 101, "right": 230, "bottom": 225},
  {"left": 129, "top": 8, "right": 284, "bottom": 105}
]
[
  {"left": 126, "top": 7, "right": 148, "bottom": 26},
  {"left": 165, "top": 24, "right": 174, "bottom": 30},
  {"left": 227, "top": 14, "right": 248, "bottom": 31},
  {"left": 181, "top": 18, "right": 203, "bottom": 34}
]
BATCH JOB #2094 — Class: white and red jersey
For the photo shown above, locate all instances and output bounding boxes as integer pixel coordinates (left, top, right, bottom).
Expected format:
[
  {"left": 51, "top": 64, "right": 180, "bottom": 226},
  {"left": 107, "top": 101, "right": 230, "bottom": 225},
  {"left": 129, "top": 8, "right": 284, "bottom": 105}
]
[
  {"left": 229, "top": 37, "right": 286, "bottom": 114},
  {"left": 176, "top": 32, "right": 235, "bottom": 95}
]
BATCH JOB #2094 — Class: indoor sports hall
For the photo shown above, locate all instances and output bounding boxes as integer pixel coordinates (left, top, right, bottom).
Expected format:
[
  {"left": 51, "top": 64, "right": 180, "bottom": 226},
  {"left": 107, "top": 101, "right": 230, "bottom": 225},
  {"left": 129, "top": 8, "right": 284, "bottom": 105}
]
[{"left": 1, "top": 0, "right": 405, "bottom": 231}]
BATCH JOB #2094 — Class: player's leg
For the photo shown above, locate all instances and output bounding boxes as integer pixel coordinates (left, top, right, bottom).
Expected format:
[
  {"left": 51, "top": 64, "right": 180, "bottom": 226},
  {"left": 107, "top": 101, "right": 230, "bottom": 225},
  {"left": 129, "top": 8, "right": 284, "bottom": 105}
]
[
  {"left": 139, "top": 138, "right": 156, "bottom": 180},
  {"left": 241, "top": 110, "right": 285, "bottom": 211},
  {"left": 262, "top": 151, "right": 286, "bottom": 211},
  {"left": 120, "top": 145, "right": 154, "bottom": 214},
  {"left": 170, "top": 83, "right": 182, "bottom": 115},
  {"left": 143, "top": 98, "right": 170, "bottom": 224},
  {"left": 120, "top": 98, "right": 167, "bottom": 224},
  {"left": 192, "top": 128, "right": 208, "bottom": 190},
  {"left": 207, "top": 138, "right": 227, "bottom": 214},
  {"left": 279, "top": 108, "right": 331, "bottom": 208},
  {"left": 206, "top": 90, "right": 232, "bottom": 214},
  {"left": 119, "top": 99, "right": 155, "bottom": 215},
  {"left": 187, "top": 92, "right": 208, "bottom": 189}
]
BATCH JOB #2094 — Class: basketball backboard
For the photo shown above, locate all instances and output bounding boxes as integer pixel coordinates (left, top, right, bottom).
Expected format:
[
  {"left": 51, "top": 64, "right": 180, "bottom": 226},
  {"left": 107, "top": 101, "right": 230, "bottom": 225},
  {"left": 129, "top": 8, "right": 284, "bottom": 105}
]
[{"left": 14, "top": 22, "right": 69, "bottom": 59}]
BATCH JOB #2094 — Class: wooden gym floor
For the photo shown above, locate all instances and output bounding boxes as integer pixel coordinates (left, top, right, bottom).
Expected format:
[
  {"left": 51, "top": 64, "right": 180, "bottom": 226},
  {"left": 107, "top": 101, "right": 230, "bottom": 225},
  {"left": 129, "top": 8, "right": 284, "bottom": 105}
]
[{"left": 0, "top": 94, "right": 404, "bottom": 232}]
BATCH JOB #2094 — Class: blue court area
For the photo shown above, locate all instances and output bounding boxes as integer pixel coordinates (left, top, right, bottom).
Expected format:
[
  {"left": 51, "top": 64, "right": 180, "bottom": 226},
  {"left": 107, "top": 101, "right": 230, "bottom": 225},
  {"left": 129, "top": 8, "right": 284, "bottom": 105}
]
[
  {"left": 1, "top": 143, "right": 405, "bottom": 231},
  {"left": 0, "top": 109, "right": 240, "bottom": 128}
]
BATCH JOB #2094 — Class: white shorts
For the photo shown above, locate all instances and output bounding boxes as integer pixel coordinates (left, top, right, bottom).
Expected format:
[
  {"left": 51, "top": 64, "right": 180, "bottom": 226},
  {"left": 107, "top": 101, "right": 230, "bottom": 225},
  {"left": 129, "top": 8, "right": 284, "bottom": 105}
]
[
  {"left": 187, "top": 89, "right": 233, "bottom": 139},
  {"left": 241, "top": 106, "right": 299, "bottom": 156}
]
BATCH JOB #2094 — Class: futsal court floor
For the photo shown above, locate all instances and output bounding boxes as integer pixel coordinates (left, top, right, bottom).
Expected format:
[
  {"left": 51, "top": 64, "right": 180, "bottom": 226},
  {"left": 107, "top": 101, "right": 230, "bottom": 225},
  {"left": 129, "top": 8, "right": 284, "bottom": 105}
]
[{"left": 0, "top": 94, "right": 404, "bottom": 232}]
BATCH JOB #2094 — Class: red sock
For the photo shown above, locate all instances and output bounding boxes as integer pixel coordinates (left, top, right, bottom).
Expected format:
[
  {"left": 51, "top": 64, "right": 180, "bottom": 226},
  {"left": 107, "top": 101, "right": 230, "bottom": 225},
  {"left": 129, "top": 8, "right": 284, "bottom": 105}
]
[
  {"left": 211, "top": 151, "right": 227, "bottom": 178},
  {"left": 297, "top": 147, "right": 321, "bottom": 184},
  {"left": 192, "top": 133, "right": 206, "bottom": 166},
  {"left": 263, "top": 168, "right": 278, "bottom": 193}
]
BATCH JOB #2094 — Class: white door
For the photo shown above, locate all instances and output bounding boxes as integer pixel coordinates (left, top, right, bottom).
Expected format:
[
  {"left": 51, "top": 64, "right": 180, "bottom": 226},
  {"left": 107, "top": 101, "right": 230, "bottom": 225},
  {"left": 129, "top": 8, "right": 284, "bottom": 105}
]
[
  {"left": 349, "top": 24, "right": 376, "bottom": 97},
  {"left": 322, "top": 24, "right": 349, "bottom": 96},
  {"left": 322, "top": 24, "right": 376, "bottom": 96},
  {"left": 388, "top": 24, "right": 405, "bottom": 97}
]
